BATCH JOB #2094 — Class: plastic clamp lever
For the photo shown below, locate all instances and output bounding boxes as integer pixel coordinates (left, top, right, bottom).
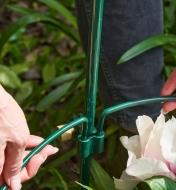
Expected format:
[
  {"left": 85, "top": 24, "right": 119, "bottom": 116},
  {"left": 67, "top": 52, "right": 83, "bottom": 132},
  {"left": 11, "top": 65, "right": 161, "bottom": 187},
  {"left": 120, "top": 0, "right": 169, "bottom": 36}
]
[{"left": 78, "top": 132, "right": 105, "bottom": 158}]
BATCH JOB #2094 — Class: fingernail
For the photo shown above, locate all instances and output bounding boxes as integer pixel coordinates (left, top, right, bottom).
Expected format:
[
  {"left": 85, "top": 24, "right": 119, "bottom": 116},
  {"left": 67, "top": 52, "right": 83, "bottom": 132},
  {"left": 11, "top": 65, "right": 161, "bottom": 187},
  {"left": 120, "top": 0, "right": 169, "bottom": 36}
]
[
  {"left": 10, "top": 175, "right": 21, "bottom": 190},
  {"left": 53, "top": 147, "right": 59, "bottom": 153}
]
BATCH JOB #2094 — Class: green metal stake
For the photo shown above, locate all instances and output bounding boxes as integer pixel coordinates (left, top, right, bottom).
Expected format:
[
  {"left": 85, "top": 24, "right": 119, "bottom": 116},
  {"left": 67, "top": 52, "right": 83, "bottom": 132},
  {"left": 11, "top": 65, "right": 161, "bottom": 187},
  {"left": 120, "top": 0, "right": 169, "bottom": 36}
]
[
  {"left": 80, "top": 0, "right": 105, "bottom": 186},
  {"left": 82, "top": 0, "right": 105, "bottom": 138}
]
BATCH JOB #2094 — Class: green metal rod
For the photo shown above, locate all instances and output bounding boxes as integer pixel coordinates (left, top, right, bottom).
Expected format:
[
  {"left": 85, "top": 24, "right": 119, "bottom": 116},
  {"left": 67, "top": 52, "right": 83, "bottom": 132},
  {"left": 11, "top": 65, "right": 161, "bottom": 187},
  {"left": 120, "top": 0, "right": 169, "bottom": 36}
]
[
  {"left": 80, "top": 0, "right": 105, "bottom": 188},
  {"left": 97, "top": 96, "right": 176, "bottom": 134},
  {"left": 83, "top": 0, "right": 105, "bottom": 138},
  {"left": 80, "top": 156, "right": 92, "bottom": 187},
  {"left": 0, "top": 117, "right": 88, "bottom": 190}
]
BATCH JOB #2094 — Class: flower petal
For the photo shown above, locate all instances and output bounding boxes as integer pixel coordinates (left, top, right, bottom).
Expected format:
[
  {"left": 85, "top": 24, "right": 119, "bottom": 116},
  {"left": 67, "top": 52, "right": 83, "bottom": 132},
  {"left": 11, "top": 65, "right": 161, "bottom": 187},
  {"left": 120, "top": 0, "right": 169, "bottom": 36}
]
[
  {"left": 144, "top": 114, "right": 165, "bottom": 161},
  {"left": 114, "top": 172, "right": 139, "bottom": 190},
  {"left": 154, "top": 113, "right": 165, "bottom": 128},
  {"left": 136, "top": 115, "right": 154, "bottom": 154},
  {"left": 127, "top": 151, "right": 137, "bottom": 167},
  {"left": 120, "top": 135, "right": 141, "bottom": 158},
  {"left": 160, "top": 116, "right": 176, "bottom": 164},
  {"left": 126, "top": 157, "right": 175, "bottom": 180}
]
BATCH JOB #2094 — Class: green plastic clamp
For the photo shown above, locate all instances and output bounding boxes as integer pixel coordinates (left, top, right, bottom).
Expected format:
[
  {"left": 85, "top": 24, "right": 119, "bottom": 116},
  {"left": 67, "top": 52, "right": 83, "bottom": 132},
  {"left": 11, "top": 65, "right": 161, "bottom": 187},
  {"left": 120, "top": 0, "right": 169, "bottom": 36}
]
[{"left": 78, "top": 132, "right": 105, "bottom": 158}]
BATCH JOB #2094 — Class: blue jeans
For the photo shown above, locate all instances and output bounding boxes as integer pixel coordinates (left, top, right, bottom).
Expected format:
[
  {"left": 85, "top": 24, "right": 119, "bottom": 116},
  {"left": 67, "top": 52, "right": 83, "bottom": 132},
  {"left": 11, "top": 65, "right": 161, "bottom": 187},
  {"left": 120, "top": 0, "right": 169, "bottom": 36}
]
[{"left": 76, "top": 0, "right": 164, "bottom": 132}]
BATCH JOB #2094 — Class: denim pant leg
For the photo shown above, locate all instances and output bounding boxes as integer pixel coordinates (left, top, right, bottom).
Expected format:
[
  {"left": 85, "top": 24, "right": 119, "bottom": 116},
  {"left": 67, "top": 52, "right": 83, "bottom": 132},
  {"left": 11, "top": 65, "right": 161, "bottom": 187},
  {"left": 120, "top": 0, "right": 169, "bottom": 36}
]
[{"left": 76, "top": 0, "right": 164, "bottom": 132}]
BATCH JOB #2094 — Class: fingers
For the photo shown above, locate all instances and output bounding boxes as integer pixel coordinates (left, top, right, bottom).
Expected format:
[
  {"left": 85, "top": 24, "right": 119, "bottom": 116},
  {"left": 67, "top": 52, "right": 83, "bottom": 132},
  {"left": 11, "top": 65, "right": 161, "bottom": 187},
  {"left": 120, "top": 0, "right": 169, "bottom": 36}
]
[
  {"left": 162, "top": 102, "right": 176, "bottom": 113},
  {"left": 0, "top": 143, "right": 6, "bottom": 175},
  {"left": 3, "top": 136, "right": 27, "bottom": 190},
  {"left": 0, "top": 85, "right": 30, "bottom": 190},
  {"left": 20, "top": 145, "right": 58, "bottom": 182},
  {"left": 161, "top": 70, "right": 176, "bottom": 96},
  {"left": 20, "top": 153, "right": 45, "bottom": 182},
  {"left": 1, "top": 135, "right": 58, "bottom": 189},
  {"left": 161, "top": 69, "right": 176, "bottom": 112},
  {"left": 0, "top": 142, "right": 6, "bottom": 186},
  {"left": 25, "top": 135, "right": 59, "bottom": 153},
  {"left": 26, "top": 135, "right": 44, "bottom": 148}
]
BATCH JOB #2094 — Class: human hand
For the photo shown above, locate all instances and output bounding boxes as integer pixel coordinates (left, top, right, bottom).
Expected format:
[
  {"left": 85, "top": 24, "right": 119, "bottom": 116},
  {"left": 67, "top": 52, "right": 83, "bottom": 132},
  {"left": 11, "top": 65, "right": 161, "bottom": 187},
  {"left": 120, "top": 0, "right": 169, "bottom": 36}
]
[
  {"left": 161, "top": 69, "right": 176, "bottom": 112},
  {"left": 0, "top": 84, "right": 29, "bottom": 190},
  {"left": 0, "top": 135, "right": 58, "bottom": 188}
]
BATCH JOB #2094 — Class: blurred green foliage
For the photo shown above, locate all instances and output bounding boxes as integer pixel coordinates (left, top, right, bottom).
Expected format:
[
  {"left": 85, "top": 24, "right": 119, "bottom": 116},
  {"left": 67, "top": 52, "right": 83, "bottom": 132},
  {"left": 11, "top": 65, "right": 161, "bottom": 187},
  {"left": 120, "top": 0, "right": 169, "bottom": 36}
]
[
  {"left": 0, "top": 0, "right": 176, "bottom": 190},
  {"left": 164, "top": 0, "right": 176, "bottom": 76}
]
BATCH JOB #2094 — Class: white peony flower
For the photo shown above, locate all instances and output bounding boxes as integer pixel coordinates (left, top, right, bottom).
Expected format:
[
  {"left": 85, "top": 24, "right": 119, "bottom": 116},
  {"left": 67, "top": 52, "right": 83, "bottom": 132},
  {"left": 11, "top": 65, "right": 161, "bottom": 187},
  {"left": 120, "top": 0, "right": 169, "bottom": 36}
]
[{"left": 114, "top": 114, "right": 176, "bottom": 190}]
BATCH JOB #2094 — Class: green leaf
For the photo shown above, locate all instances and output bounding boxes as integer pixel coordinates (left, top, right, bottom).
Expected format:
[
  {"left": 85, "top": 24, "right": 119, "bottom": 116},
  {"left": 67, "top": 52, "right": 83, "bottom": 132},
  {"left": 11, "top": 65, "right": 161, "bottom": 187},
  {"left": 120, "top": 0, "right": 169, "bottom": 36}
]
[
  {"left": 22, "top": 72, "right": 81, "bottom": 107},
  {"left": 117, "top": 34, "right": 176, "bottom": 64},
  {"left": 63, "top": 71, "right": 85, "bottom": 100},
  {"left": 46, "top": 72, "right": 81, "bottom": 88},
  {"left": 91, "top": 159, "right": 116, "bottom": 190},
  {"left": 10, "top": 63, "right": 29, "bottom": 74},
  {"left": 139, "top": 177, "right": 176, "bottom": 190},
  {"left": 75, "top": 181, "right": 94, "bottom": 190},
  {"left": 36, "top": 81, "right": 72, "bottom": 111},
  {"left": 106, "top": 132, "right": 118, "bottom": 167},
  {"left": 63, "top": 53, "right": 86, "bottom": 63},
  {"left": 0, "top": 65, "right": 21, "bottom": 88},
  {"left": 49, "top": 169, "right": 68, "bottom": 190},
  {"left": 9, "top": 27, "right": 26, "bottom": 42},
  {"left": 0, "top": 13, "right": 79, "bottom": 53},
  {"left": 15, "top": 82, "right": 33, "bottom": 103},
  {"left": 7, "top": 4, "right": 37, "bottom": 15},
  {"left": 42, "top": 63, "right": 56, "bottom": 82},
  {"left": 39, "top": 0, "right": 77, "bottom": 27}
]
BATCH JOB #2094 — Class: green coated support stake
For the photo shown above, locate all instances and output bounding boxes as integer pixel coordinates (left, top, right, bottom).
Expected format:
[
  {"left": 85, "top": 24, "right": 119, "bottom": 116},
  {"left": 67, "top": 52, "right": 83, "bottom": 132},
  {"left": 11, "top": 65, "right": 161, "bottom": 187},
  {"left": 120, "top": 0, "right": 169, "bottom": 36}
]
[
  {"left": 80, "top": 0, "right": 105, "bottom": 187},
  {"left": 82, "top": 0, "right": 105, "bottom": 138}
]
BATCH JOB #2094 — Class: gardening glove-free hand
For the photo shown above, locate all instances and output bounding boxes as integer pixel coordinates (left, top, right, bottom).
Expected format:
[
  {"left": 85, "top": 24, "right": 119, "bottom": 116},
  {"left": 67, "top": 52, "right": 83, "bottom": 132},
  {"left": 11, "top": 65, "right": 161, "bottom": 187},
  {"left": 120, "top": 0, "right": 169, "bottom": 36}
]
[
  {"left": 161, "top": 69, "right": 176, "bottom": 112},
  {"left": 0, "top": 85, "right": 58, "bottom": 190},
  {"left": 0, "top": 84, "right": 30, "bottom": 190},
  {"left": 0, "top": 135, "right": 58, "bottom": 189}
]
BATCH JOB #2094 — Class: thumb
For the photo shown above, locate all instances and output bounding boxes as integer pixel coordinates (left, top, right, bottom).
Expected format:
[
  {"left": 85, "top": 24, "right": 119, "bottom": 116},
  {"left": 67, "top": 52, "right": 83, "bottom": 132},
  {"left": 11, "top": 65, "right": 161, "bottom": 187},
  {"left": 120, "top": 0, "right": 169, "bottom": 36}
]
[
  {"left": 161, "top": 69, "right": 176, "bottom": 112},
  {"left": 161, "top": 69, "right": 176, "bottom": 96},
  {"left": 3, "top": 138, "right": 27, "bottom": 190}
]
